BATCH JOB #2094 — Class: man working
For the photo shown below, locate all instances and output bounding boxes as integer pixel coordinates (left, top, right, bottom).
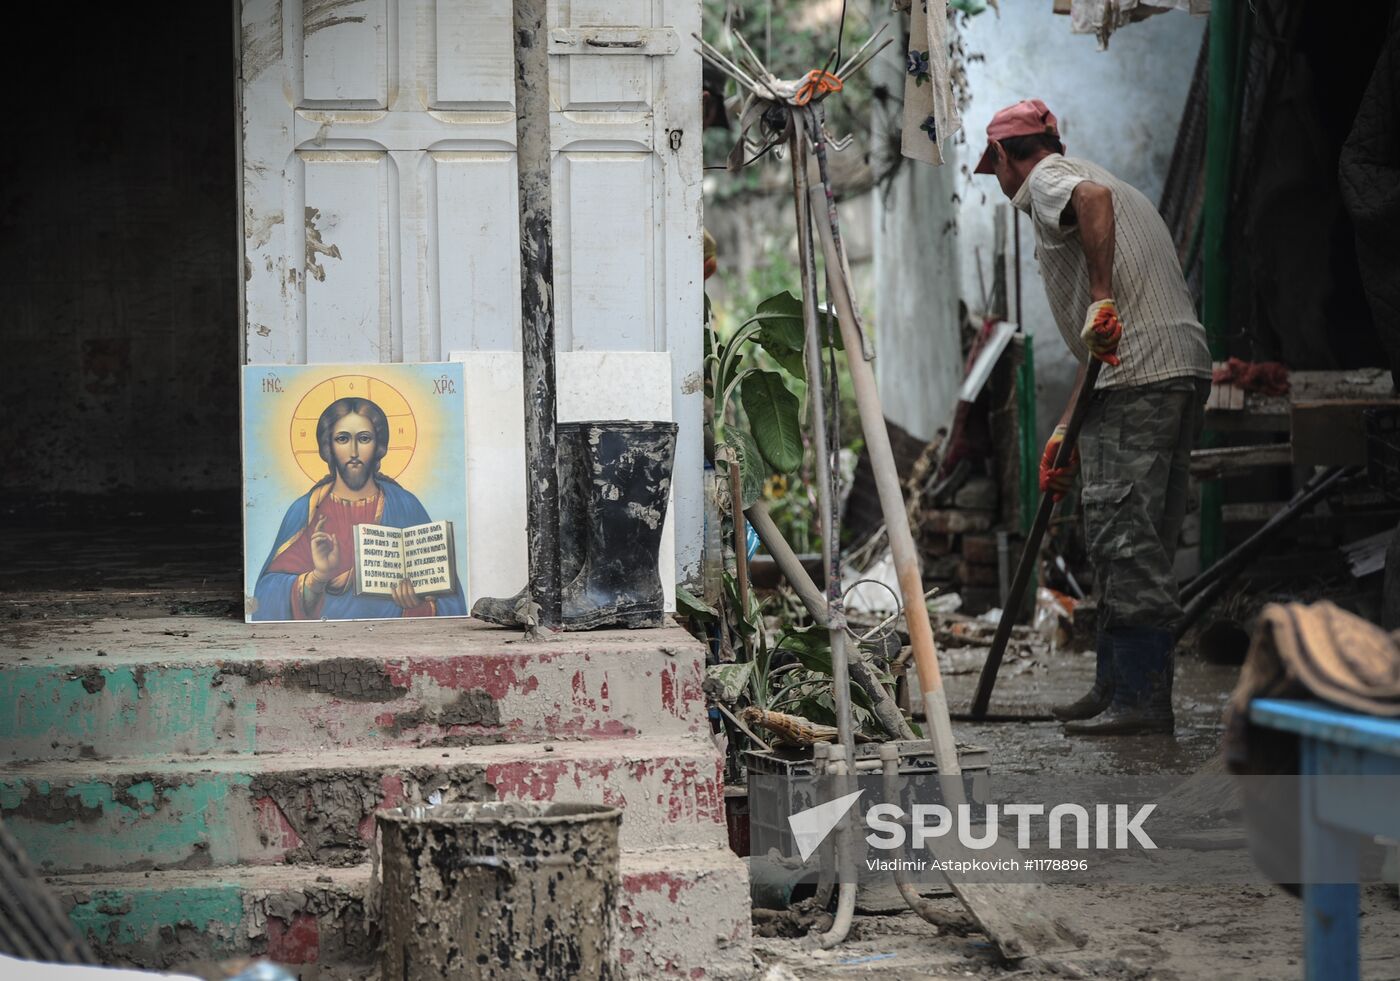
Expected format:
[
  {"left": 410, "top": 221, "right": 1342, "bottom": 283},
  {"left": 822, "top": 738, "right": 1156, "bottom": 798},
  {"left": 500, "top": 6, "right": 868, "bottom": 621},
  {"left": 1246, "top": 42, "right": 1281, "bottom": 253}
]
[{"left": 976, "top": 99, "right": 1212, "bottom": 735}]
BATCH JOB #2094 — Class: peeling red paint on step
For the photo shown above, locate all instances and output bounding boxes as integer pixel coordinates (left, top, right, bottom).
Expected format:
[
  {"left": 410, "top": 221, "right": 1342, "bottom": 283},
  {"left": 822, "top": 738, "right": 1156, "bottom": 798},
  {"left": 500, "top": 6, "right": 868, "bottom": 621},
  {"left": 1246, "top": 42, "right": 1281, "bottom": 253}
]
[
  {"left": 17, "top": 616, "right": 739, "bottom": 974},
  {"left": 582, "top": 759, "right": 619, "bottom": 782},
  {"left": 697, "top": 758, "right": 725, "bottom": 824},
  {"left": 658, "top": 660, "right": 703, "bottom": 717},
  {"left": 266, "top": 912, "right": 319, "bottom": 964},
  {"left": 623, "top": 870, "right": 693, "bottom": 904},
  {"left": 661, "top": 665, "right": 676, "bottom": 714},
  {"left": 382, "top": 654, "right": 544, "bottom": 698},
  {"left": 485, "top": 755, "right": 722, "bottom": 830},
  {"left": 564, "top": 718, "right": 629, "bottom": 738},
  {"left": 253, "top": 796, "right": 303, "bottom": 853},
  {"left": 681, "top": 661, "right": 705, "bottom": 705},
  {"left": 570, "top": 669, "right": 598, "bottom": 711},
  {"left": 666, "top": 761, "right": 726, "bottom": 826},
  {"left": 486, "top": 759, "right": 570, "bottom": 800},
  {"left": 617, "top": 902, "right": 649, "bottom": 936},
  {"left": 658, "top": 663, "right": 698, "bottom": 723},
  {"left": 358, "top": 773, "right": 405, "bottom": 840}
]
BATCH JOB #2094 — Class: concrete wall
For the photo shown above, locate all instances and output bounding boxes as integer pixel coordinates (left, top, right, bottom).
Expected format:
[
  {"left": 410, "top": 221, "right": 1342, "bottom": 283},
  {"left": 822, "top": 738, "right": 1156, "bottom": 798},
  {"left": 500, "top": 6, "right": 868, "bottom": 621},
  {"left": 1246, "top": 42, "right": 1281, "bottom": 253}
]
[
  {"left": 957, "top": 4, "right": 1206, "bottom": 445},
  {"left": 872, "top": 151, "right": 964, "bottom": 443},
  {"left": 0, "top": 5, "right": 239, "bottom": 495},
  {"left": 871, "top": 1, "right": 964, "bottom": 443}
]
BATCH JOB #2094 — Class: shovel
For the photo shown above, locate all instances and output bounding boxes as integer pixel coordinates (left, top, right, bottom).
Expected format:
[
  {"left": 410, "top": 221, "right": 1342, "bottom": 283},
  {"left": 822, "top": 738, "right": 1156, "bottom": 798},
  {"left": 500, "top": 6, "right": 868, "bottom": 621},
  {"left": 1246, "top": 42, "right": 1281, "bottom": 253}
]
[
  {"left": 807, "top": 154, "right": 1086, "bottom": 960},
  {"left": 969, "top": 360, "right": 1103, "bottom": 720}
]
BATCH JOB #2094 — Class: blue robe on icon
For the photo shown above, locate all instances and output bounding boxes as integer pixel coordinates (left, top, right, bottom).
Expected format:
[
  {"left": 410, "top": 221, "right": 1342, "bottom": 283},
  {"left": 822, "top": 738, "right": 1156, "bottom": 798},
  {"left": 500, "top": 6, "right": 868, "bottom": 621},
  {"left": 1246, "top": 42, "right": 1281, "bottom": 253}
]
[{"left": 252, "top": 478, "right": 467, "bottom": 622}]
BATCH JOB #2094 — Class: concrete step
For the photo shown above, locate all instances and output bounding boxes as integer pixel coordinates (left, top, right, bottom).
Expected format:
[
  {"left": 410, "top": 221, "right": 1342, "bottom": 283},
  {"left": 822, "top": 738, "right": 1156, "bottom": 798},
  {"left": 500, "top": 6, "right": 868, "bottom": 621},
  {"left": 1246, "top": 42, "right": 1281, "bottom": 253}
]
[
  {"left": 1, "top": 739, "right": 726, "bottom": 873},
  {"left": 0, "top": 616, "right": 707, "bottom": 762},
  {"left": 49, "top": 847, "right": 752, "bottom": 979}
]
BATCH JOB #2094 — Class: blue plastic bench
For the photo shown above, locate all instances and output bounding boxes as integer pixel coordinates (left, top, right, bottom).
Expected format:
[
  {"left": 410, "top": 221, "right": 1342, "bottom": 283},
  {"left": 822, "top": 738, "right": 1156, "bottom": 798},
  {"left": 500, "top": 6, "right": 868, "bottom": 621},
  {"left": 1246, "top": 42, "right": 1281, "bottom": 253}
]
[{"left": 1250, "top": 699, "right": 1400, "bottom": 981}]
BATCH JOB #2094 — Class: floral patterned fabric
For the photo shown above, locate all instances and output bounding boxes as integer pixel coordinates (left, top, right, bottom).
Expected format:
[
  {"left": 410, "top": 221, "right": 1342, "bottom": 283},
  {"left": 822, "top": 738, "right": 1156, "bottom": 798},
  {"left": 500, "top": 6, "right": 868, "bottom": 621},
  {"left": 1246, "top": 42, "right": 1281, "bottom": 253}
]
[{"left": 898, "top": 0, "right": 961, "bottom": 165}]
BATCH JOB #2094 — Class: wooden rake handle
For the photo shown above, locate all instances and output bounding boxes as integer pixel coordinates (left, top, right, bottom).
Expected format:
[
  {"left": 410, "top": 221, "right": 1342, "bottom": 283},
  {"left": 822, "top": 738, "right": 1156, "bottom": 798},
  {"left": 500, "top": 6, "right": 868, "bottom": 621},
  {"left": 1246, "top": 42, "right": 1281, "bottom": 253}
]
[{"left": 969, "top": 359, "right": 1102, "bottom": 719}]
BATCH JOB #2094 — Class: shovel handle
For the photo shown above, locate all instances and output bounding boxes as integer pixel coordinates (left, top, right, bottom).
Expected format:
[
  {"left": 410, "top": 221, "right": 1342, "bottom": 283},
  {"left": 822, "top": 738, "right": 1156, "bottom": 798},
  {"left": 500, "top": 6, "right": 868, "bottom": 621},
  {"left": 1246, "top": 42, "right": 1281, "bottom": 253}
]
[
  {"left": 806, "top": 168, "right": 960, "bottom": 776},
  {"left": 969, "top": 360, "right": 1102, "bottom": 719}
]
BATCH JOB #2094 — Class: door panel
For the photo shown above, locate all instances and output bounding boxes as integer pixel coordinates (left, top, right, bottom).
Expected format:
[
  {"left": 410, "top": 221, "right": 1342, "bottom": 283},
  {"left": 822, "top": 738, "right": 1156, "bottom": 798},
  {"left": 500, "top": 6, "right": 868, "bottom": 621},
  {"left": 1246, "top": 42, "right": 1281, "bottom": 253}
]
[
  {"left": 431, "top": 0, "right": 513, "bottom": 108},
  {"left": 302, "top": 0, "right": 389, "bottom": 106},
  {"left": 560, "top": 153, "right": 654, "bottom": 351},
  {"left": 241, "top": 0, "right": 703, "bottom": 581},
  {"left": 300, "top": 150, "right": 393, "bottom": 363},
  {"left": 433, "top": 151, "right": 520, "bottom": 352},
  {"left": 560, "top": 0, "right": 653, "bottom": 110}
]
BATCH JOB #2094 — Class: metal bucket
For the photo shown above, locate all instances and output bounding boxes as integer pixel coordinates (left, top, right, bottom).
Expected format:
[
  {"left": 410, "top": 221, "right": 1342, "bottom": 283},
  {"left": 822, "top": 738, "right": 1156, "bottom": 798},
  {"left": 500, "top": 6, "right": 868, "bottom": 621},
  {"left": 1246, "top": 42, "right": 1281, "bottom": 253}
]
[{"left": 377, "top": 801, "right": 622, "bottom": 980}]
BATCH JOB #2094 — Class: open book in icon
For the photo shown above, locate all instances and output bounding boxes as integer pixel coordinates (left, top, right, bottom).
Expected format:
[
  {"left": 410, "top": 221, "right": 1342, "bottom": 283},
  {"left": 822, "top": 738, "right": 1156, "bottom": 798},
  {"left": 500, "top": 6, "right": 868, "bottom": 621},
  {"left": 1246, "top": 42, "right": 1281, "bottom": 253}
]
[{"left": 352, "top": 520, "right": 458, "bottom": 599}]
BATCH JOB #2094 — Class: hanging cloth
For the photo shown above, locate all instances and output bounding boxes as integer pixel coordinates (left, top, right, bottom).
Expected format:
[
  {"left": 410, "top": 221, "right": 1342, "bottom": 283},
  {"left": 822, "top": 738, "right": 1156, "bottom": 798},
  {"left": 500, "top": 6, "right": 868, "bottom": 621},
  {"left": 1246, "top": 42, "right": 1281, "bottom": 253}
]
[
  {"left": 897, "top": 0, "right": 962, "bottom": 165},
  {"left": 1070, "top": 0, "right": 1210, "bottom": 51}
]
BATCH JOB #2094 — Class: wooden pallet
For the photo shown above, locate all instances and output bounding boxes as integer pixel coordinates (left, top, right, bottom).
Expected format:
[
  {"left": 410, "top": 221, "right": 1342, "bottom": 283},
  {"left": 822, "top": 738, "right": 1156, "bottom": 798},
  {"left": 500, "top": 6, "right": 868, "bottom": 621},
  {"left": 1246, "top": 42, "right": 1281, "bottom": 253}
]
[
  {"left": 1197, "top": 367, "right": 1399, "bottom": 470},
  {"left": 1204, "top": 366, "right": 1396, "bottom": 435},
  {"left": 1194, "top": 367, "right": 1399, "bottom": 548}
]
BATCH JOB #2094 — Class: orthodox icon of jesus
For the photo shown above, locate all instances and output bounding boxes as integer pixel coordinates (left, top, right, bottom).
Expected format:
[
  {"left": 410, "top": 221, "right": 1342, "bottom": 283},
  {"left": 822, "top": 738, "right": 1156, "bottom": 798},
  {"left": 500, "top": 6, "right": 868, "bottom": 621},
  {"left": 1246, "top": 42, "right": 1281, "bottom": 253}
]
[{"left": 246, "top": 369, "right": 467, "bottom": 622}]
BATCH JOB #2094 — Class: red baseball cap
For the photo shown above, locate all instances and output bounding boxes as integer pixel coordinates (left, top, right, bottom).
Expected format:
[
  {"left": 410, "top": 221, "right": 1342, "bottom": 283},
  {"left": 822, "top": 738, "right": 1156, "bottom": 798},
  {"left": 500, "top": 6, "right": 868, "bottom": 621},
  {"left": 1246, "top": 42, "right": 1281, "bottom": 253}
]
[{"left": 974, "top": 99, "right": 1060, "bottom": 174}]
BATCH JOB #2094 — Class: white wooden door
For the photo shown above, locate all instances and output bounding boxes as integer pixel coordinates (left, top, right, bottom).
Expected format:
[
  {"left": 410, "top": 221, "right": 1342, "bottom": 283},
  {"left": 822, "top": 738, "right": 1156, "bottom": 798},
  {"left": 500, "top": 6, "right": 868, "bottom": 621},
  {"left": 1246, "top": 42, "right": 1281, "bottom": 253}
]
[{"left": 239, "top": 0, "right": 704, "bottom": 583}]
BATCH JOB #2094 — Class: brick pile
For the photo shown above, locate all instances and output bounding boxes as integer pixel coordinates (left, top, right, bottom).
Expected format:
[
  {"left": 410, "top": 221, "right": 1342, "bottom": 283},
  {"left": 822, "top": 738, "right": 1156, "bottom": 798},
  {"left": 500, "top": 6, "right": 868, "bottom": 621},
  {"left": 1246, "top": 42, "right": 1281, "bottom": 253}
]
[{"left": 918, "top": 475, "right": 1016, "bottom": 614}]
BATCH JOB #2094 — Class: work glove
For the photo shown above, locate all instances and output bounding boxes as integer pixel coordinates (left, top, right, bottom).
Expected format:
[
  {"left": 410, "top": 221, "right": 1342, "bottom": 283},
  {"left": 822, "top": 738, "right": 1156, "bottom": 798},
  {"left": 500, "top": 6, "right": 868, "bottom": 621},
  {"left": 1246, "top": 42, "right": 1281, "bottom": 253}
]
[
  {"left": 1080, "top": 298, "right": 1123, "bottom": 367},
  {"left": 1039, "top": 425, "right": 1079, "bottom": 502}
]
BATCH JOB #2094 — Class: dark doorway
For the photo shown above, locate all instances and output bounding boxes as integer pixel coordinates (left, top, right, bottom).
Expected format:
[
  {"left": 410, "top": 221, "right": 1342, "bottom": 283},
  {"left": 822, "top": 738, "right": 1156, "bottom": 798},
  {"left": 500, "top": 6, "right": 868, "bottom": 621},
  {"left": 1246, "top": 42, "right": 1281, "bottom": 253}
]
[{"left": 0, "top": 4, "right": 241, "bottom": 609}]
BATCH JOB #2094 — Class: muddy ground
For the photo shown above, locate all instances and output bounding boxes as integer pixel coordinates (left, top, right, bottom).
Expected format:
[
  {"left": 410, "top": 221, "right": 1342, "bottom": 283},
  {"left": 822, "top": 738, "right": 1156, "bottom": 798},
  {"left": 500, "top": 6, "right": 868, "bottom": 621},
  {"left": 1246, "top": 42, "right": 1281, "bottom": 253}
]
[
  {"left": 754, "top": 884, "right": 1400, "bottom": 980},
  {"left": 753, "top": 633, "right": 1400, "bottom": 980}
]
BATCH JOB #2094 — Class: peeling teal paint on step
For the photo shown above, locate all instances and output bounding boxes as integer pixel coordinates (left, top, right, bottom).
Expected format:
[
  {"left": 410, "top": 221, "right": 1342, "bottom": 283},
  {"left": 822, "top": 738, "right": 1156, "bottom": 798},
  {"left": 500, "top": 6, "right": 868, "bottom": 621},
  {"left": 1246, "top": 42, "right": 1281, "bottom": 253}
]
[
  {"left": 123, "top": 780, "right": 157, "bottom": 810},
  {"left": 0, "top": 773, "right": 253, "bottom": 873},
  {"left": 68, "top": 884, "right": 244, "bottom": 953},
  {"left": 0, "top": 664, "right": 255, "bottom": 759}
]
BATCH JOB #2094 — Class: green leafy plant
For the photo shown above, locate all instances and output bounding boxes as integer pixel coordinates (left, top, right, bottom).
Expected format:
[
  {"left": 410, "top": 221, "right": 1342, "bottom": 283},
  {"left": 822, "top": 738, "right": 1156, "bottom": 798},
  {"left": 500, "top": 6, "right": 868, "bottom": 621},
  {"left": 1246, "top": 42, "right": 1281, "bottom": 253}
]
[
  {"left": 697, "top": 268, "right": 904, "bottom": 751},
  {"left": 702, "top": 614, "right": 895, "bottom": 738},
  {"left": 706, "top": 289, "right": 839, "bottom": 505},
  {"left": 687, "top": 540, "right": 885, "bottom": 738}
]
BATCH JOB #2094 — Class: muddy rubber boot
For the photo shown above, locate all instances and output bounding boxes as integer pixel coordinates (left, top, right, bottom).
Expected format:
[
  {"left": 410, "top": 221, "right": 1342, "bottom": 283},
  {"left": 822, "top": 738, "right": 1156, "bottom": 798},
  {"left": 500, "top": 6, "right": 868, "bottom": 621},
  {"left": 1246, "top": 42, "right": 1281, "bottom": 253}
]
[
  {"left": 1050, "top": 632, "right": 1115, "bottom": 721},
  {"left": 471, "top": 422, "right": 589, "bottom": 626},
  {"left": 561, "top": 420, "right": 678, "bottom": 631},
  {"left": 1063, "top": 627, "right": 1175, "bottom": 736}
]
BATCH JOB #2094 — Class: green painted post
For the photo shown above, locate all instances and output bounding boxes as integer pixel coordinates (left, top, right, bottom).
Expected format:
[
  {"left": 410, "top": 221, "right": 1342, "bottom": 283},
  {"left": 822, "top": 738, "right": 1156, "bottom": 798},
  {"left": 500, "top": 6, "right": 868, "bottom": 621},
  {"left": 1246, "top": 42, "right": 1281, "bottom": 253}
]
[{"left": 1200, "top": 4, "right": 1239, "bottom": 568}]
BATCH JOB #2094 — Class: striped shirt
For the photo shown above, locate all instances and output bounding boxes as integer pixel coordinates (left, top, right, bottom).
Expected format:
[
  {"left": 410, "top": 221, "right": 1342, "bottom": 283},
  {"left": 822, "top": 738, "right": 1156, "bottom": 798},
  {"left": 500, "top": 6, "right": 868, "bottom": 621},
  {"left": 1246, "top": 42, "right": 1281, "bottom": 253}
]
[{"left": 1013, "top": 154, "right": 1212, "bottom": 388}]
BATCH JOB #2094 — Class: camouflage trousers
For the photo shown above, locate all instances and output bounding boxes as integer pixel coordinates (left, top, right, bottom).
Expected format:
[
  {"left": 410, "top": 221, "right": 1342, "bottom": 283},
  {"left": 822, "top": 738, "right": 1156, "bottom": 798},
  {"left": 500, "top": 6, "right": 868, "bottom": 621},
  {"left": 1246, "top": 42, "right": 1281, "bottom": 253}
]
[{"left": 1078, "top": 377, "right": 1211, "bottom": 631}]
